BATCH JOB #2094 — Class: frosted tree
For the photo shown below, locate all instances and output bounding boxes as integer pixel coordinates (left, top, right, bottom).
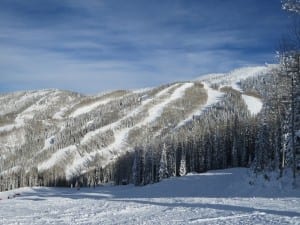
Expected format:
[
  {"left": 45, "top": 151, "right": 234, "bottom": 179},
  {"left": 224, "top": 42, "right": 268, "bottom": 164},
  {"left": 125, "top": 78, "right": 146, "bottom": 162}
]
[
  {"left": 279, "top": 1, "right": 300, "bottom": 181},
  {"left": 179, "top": 150, "right": 186, "bottom": 176},
  {"left": 254, "top": 114, "right": 271, "bottom": 173},
  {"left": 132, "top": 149, "right": 138, "bottom": 185},
  {"left": 159, "top": 143, "right": 168, "bottom": 181},
  {"left": 282, "top": 0, "right": 300, "bottom": 13},
  {"left": 132, "top": 147, "right": 143, "bottom": 185}
]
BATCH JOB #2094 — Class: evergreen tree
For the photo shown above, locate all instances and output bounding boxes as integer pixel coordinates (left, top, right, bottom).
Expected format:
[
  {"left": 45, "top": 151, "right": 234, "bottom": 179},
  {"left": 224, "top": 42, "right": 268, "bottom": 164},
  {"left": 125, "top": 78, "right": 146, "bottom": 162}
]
[
  {"left": 179, "top": 152, "right": 187, "bottom": 176},
  {"left": 159, "top": 143, "right": 169, "bottom": 181}
]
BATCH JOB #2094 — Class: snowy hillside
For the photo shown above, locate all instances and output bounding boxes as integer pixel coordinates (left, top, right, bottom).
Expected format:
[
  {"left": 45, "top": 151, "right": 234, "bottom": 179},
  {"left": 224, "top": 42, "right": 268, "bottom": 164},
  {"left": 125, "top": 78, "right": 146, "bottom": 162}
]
[
  {"left": 0, "top": 65, "right": 274, "bottom": 190},
  {"left": 0, "top": 168, "right": 299, "bottom": 225}
]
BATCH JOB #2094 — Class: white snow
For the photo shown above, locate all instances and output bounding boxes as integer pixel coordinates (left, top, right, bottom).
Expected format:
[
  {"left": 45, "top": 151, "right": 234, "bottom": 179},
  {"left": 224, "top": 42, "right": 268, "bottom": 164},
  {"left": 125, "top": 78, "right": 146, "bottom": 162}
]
[
  {"left": 0, "top": 90, "right": 73, "bottom": 133},
  {"left": 202, "top": 82, "right": 224, "bottom": 108},
  {"left": 38, "top": 145, "right": 77, "bottom": 171},
  {"left": 0, "top": 123, "right": 19, "bottom": 133},
  {"left": 80, "top": 83, "right": 191, "bottom": 145},
  {"left": 0, "top": 115, "right": 26, "bottom": 133},
  {"left": 142, "top": 82, "right": 194, "bottom": 125},
  {"left": 0, "top": 166, "right": 22, "bottom": 176},
  {"left": 53, "top": 106, "right": 69, "bottom": 120},
  {"left": 42, "top": 135, "right": 56, "bottom": 150},
  {"left": 177, "top": 82, "right": 224, "bottom": 128},
  {"left": 67, "top": 83, "right": 194, "bottom": 178},
  {"left": 155, "top": 83, "right": 180, "bottom": 98},
  {"left": 196, "top": 66, "right": 268, "bottom": 117},
  {"left": 79, "top": 91, "right": 152, "bottom": 145},
  {"left": 242, "top": 95, "right": 263, "bottom": 115},
  {"left": 69, "top": 98, "right": 112, "bottom": 118},
  {"left": 198, "top": 66, "right": 271, "bottom": 88},
  {"left": 131, "top": 87, "right": 154, "bottom": 94},
  {"left": 0, "top": 110, "right": 28, "bottom": 133},
  {"left": 175, "top": 64, "right": 268, "bottom": 129},
  {"left": 1, "top": 168, "right": 299, "bottom": 225}
]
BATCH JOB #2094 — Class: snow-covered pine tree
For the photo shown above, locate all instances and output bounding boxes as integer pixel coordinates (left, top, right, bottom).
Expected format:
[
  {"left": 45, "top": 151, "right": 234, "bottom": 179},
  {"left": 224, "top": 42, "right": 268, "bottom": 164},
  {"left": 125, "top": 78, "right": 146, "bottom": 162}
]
[
  {"left": 280, "top": 0, "right": 300, "bottom": 184},
  {"left": 254, "top": 109, "right": 271, "bottom": 173},
  {"left": 159, "top": 143, "right": 169, "bottom": 181},
  {"left": 132, "top": 148, "right": 140, "bottom": 185},
  {"left": 179, "top": 150, "right": 187, "bottom": 176},
  {"left": 282, "top": 0, "right": 300, "bottom": 13}
]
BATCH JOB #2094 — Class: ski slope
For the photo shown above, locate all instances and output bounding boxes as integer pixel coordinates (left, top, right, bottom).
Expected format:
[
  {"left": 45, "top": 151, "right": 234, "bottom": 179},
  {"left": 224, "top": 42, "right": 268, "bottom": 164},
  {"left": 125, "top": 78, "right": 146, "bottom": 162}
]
[
  {"left": 66, "top": 83, "right": 194, "bottom": 178},
  {"left": 197, "top": 66, "right": 268, "bottom": 117},
  {"left": 1, "top": 168, "right": 299, "bottom": 225},
  {"left": 241, "top": 95, "right": 263, "bottom": 115},
  {"left": 177, "top": 82, "right": 224, "bottom": 127},
  {"left": 69, "top": 98, "right": 112, "bottom": 118}
]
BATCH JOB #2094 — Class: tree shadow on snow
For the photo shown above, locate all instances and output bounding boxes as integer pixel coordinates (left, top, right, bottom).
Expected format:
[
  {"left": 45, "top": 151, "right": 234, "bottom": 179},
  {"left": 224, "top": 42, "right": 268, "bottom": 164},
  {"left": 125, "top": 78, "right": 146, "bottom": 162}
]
[
  {"left": 16, "top": 170, "right": 300, "bottom": 203},
  {"left": 108, "top": 199, "right": 300, "bottom": 218}
]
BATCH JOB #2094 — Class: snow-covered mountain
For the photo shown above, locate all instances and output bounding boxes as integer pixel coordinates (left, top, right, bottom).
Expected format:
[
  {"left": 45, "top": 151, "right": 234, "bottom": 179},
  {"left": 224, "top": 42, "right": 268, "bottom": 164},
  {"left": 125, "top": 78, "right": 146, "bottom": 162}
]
[{"left": 0, "top": 65, "right": 276, "bottom": 189}]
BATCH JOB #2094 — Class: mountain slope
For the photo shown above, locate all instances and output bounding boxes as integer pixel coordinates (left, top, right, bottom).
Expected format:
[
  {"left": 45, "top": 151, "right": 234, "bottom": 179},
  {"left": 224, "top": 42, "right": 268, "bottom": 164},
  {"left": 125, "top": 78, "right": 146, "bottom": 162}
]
[{"left": 0, "top": 65, "right": 274, "bottom": 189}]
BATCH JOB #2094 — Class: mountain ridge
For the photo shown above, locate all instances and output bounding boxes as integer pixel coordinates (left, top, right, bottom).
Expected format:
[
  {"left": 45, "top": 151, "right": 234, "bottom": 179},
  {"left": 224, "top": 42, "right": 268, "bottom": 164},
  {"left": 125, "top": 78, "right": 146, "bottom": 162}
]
[{"left": 0, "top": 65, "right": 275, "bottom": 189}]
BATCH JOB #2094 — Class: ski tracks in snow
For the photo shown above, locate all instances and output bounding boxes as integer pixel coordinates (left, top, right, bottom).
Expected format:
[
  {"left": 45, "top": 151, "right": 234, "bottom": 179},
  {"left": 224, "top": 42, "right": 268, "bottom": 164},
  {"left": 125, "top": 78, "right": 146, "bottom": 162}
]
[{"left": 1, "top": 168, "right": 299, "bottom": 225}]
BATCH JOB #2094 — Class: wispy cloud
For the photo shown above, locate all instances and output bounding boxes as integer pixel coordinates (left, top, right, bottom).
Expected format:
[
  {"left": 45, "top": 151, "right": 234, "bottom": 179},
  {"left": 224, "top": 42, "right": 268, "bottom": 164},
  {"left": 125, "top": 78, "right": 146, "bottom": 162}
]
[{"left": 0, "top": 0, "right": 292, "bottom": 94}]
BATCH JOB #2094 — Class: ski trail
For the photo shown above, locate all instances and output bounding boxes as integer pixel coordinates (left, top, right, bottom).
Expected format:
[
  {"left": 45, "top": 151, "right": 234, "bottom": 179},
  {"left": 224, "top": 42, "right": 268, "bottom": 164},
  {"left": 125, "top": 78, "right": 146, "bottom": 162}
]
[
  {"left": 140, "top": 82, "right": 194, "bottom": 125},
  {"left": 69, "top": 98, "right": 113, "bottom": 118},
  {"left": 38, "top": 145, "right": 77, "bottom": 171},
  {"left": 241, "top": 95, "right": 263, "bottom": 115},
  {"left": 176, "top": 82, "right": 223, "bottom": 128},
  {"left": 80, "top": 83, "right": 180, "bottom": 145},
  {"left": 66, "top": 83, "right": 194, "bottom": 178}
]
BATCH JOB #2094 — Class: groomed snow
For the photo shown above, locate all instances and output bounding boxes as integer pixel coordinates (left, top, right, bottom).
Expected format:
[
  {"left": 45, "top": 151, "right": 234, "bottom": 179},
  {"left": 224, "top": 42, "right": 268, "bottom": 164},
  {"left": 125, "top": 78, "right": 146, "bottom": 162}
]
[
  {"left": 69, "top": 98, "right": 112, "bottom": 118},
  {"left": 142, "top": 82, "right": 194, "bottom": 125},
  {"left": 1, "top": 168, "right": 299, "bottom": 225},
  {"left": 197, "top": 66, "right": 268, "bottom": 117},
  {"left": 177, "top": 82, "right": 224, "bottom": 128},
  {"left": 79, "top": 83, "right": 192, "bottom": 146},
  {"left": 68, "top": 83, "right": 194, "bottom": 178},
  {"left": 242, "top": 95, "right": 263, "bottom": 116},
  {"left": 38, "top": 145, "right": 77, "bottom": 171},
  {"left": 176, "top": 66, "right": 273, "bottom": 129},
  {"left": 197, "top": 66, "right": 271, "bottom": 88}
]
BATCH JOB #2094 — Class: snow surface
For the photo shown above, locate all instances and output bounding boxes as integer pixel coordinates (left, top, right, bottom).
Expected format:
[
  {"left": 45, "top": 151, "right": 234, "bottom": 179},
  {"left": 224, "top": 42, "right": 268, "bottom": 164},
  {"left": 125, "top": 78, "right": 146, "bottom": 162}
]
[
  {"left": 67, "top": 83, "right": 194, "bottom": 178},
  {"left": 1, "top": 168, "right": 299, "bottom": 225},
  {"left": 241, "top": 95, "right": 263, "bottom": 116},
  {"left": 176, "top": 66, "right": 272, "bottom": 128},
  {"left": 177, "top": 82, "right": 224, "bottom": 127},
  {"left": 142, "top": 82, "right": 193, "bottom": 125},
  {"left": 0, "top": 123, "right": 20, "bottom": 133},
  {"left": 53, "top": 106, "right": 69, "bottom": 120},
  {"left": 197, "top": 66, "right": 269, "bottom": 117},
  {"left": 197, "top": 66, "right": 272, "bottom": 87},
  {"left": 38, "top": 145, "right": 77, "bottom": 171},
  {"left": 79, "top": 83, "right": 192, "bottom": 146},
  {"left": 69, "top": 98, "right": 112, "bottom": 118}
]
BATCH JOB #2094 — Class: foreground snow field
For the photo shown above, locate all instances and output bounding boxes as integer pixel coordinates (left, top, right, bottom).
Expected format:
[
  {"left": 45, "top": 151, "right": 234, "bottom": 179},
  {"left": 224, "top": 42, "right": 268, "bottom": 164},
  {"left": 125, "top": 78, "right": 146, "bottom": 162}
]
[{"left": 1, "top": 168, "right": 300, "bottom": 225}]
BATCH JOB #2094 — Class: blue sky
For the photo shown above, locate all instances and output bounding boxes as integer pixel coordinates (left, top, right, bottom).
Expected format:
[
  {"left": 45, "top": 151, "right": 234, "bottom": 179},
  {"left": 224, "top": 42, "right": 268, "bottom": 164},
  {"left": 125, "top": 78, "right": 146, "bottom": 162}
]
[{"left": 0, "top": 0, "right": 293, "bottom": 94}]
